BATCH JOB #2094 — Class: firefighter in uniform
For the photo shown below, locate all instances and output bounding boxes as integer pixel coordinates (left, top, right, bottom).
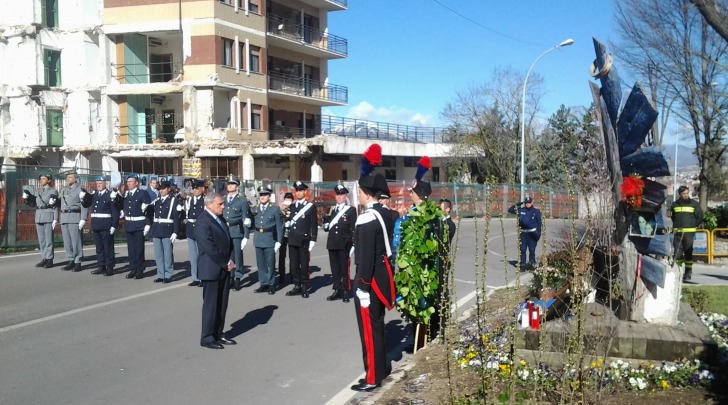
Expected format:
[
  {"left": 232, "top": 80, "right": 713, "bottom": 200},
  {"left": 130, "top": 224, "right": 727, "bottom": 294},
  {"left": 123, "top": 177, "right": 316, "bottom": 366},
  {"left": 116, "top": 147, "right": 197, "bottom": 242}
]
[
  {"left": 323, "top": 184, "right": 357, "bottom": 302},
  {"left": 508, "top": 196, "right": 542, "bottom": 271},
  {"left": 277, "top": 192, "right": 294, "bottom": 287},
  {"left": 669, "top": 185, "right": 703, "bottom": 282},
  {"left": 223, "top": 175, "right": 251, "bottom": 291},
  {"left": 22, "top": 171, "right": 59, "bottom": 268},
  {"left": 122, "top": 173, "right": 152, "bottom": 279},
  {"left": 151, "top": 180, "right": 181, "bottom": 283},
  {"left": 285, "top": 181, "right": 318, "bottom": 298},
  {"left": 186, "top": 179, "right": 206, "bottom": 287},
  {"left": 351, "top": 143, "right": 395, "bottom": 392},
  {"left": 59, "top": 170, "right": 89, "bottom": 271},
  {"left": 82, "top": 176, "right": 121, "bottom": 276},
  {"left": 251, "top": 184, "right": 283, "bottom": 295}
]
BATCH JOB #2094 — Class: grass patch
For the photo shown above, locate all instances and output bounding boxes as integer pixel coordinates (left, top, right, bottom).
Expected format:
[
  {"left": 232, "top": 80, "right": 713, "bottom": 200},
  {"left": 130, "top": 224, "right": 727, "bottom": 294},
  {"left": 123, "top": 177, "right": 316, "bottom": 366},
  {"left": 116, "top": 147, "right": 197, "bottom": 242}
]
[{"left": 683, "top": 286, "right": 728, "bottom": 315}]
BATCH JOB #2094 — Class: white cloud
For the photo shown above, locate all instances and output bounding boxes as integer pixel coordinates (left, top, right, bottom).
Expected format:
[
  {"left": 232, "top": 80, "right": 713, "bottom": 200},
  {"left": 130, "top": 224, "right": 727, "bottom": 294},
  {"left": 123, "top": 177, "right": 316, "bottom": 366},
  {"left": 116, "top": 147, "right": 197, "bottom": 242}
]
[{"left": 332, "top": 101, "right": 435, "bottom": 127}]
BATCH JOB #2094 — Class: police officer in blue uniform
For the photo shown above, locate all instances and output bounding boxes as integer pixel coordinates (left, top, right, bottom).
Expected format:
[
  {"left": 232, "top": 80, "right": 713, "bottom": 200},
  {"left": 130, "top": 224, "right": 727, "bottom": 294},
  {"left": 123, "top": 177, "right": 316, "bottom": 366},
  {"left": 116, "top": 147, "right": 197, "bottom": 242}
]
[
  {"left": 223, "top": 175, "right": 251, "bottom": 291},
  {"left": 508, "top": 197, "right": 542, "bottom": 271},
  {"left": 251, "top": 184, "right": 283, "bottom": 295},
  {"left": 323, "top": 184, "right": 357, "bottom": 302},
  {"left": 122, "top": 173, "right": 152, "bottom": 279},
  {"left": 151, "top": 180, "right": 181, "bottom": 283},
  {"left": 285, "top": 180, "right": 318, "bottom": 298},
  {"left": 186, "top": 179, "right": 206, "bottom": 287},
  {"left": 22, "top": 171, "right": 59, "bottom": 268},
  {"left": 82, "top": 176, "right": 121, "bottom": 276}
]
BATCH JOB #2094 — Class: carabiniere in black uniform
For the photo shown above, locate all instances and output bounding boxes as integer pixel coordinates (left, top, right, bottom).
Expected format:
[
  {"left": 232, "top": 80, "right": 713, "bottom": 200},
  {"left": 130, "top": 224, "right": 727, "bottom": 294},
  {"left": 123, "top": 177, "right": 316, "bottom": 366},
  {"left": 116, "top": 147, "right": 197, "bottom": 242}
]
[{"left": 323, "top": 184, "right": 357, "bottom": 302}]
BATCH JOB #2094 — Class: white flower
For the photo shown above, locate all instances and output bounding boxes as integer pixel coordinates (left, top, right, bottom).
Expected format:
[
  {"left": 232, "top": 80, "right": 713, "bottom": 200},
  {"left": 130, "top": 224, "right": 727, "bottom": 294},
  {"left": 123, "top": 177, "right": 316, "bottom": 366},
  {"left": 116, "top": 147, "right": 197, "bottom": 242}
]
[
  {"left": 517, "top": 369, "right": 530, "bottom": 381},
  {"left": 469, "top": 359, "right": 482, "bottom": 367},
  {"left": 637, "top": 377, "right": 647, "bottom": 390},
  {"left": 629, "top": 377, "right": 637, "bottom": 387},
  {"left": 699, "top": 370, "right": 714, "bottom": 380}
]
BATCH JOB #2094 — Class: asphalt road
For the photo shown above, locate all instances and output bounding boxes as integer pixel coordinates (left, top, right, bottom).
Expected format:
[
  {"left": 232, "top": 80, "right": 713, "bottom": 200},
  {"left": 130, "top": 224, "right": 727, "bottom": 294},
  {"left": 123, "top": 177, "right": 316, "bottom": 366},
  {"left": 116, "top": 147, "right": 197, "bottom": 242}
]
[{"left": 0, "top": 218, "right": 560, "bottom": 405}]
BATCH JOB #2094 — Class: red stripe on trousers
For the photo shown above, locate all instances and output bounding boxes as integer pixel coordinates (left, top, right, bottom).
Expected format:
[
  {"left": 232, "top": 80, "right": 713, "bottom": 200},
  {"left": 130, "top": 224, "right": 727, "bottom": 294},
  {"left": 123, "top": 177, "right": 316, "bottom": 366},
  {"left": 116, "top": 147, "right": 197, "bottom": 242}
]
[
  {"left": 347, "top": 257, "right": 351, "bottom": 290},
  {"left": 359, "top": 306, "right": 376, "bottom": 385}
]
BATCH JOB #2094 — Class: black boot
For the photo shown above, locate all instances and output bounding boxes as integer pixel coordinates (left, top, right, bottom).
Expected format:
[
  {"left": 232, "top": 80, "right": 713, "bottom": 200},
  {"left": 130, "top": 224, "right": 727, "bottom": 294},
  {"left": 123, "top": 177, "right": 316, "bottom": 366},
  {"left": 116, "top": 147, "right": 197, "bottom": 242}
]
[{"left": 36, "top": 259, "right": 47, "bottom": 268}]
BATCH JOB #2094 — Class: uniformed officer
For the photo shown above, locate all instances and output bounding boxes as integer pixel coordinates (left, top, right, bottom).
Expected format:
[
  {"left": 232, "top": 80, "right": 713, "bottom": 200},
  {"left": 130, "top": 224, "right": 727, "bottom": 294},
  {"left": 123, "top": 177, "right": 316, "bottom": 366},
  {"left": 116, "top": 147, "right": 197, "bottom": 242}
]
[
  {"left": 82, "top": 176, "right": 121, "bottom": 276},
  {"left": 186, "top": 179, "right": 206, "bottom": 287},
  {"left": 669, "top": 185, "right": 704, "bottom": 282},
  {"left": 223, "top": 175, "right": 251, "bottom": 291},
  {"left": 277, "top": 192, "right": 294, "bottom": 288},
  {"left": 151, "top": 180, "right": 181, "bottom": 283},
  {"left": 122, "top": 173, "right": 152, "bottom": 279},
  {"left": 378, "top": 193, "right": 400, "bottom": 226},
  {"left": 285, "top": 181, "right": 318, "bottom": 298},
  {"left": 58, "top": 171, "right": 89, "bottom": 271},
  {"left": 251, "top": 184, "right": 283, "bottom": 295},
  {"left": 22, "top": 171, "right": 59, "bottom": 268},
  {"left": 323, "top": 184, "right": 357, "bottom": 302},
  {"left": 507, "top": 196, "right": 542, "bottom": 271}
]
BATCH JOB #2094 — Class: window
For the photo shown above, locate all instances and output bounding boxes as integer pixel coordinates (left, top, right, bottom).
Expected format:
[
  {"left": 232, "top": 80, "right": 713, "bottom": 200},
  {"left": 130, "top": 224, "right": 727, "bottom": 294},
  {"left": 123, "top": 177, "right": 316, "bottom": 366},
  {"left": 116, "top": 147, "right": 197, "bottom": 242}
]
[
  {"left": 44, "top": 49, "right": 61, "bottom": 87},
  {"left": 251, "top": 104, "right": 262, "bottom": 130},
  {"left": 249, "top": 46, "right": 260, "bottom": 73},
  {"left": 41, "top": 0, "right": 58, "bottom": 28},
  {"left": 202, "top": 157, "right": 239, "bottom": 178},
  {"left": 238, "top": 42, "right": 246, "bottom": 70},
  {"left": 222, "top": 38, "right": 234, "bottom": 67},
  {"left": 46, "top": 109, "right": 63, "bottom": 147},
  {"left": 248, "top": 0, "right": 260, "bottom": 13},
  {"left": 118, "top": 158, "right": 181, "bottom": 175}
]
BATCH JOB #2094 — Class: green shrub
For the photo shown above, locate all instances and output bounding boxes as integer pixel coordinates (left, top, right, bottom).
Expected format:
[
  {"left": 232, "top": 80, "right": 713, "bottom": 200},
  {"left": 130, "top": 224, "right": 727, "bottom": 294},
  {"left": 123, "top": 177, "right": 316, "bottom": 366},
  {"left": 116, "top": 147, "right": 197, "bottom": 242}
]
[{"left": 682, "top": 288, "right": 708, "bottom": 313}]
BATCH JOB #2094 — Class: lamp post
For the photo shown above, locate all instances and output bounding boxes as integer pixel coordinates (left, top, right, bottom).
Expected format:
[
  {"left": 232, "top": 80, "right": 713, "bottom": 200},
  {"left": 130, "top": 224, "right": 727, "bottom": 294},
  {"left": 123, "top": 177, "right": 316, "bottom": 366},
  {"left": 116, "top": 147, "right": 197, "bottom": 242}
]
[{"left": 519, "top": 38, "right": 574, "bottom": 201}]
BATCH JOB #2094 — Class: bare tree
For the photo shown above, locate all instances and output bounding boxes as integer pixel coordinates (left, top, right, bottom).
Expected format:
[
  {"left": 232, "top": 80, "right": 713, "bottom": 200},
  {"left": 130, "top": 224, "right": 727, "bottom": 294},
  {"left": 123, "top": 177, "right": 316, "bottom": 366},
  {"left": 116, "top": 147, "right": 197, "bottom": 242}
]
[
  {"left": 690, "top": 0, "right": 728, "bottom": 42},
  {"left": 614, "top": 0, "right": 728, "bottom": 207}
]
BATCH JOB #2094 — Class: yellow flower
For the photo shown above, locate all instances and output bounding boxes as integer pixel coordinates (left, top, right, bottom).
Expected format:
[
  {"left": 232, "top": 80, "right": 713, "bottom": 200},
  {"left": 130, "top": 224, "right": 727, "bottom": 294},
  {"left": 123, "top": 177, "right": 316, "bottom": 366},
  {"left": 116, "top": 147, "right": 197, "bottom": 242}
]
[
  {"left": 520, "top": 360, "right": 527, "bottom": 366},
  {"left": 661, "top": 380, "right": 669, "bottom": 389},
  {"left": 591, "top": 362, "right": 597, "bottom": 368},
  {"left": 466, "top": 352, "right": 476, "bottom": 359},
  {"left": 598, "top": 358, "right": 604, "bottom": 364},
  {"left": 499, "top": 364, "right": 511, "bottom": 374}
]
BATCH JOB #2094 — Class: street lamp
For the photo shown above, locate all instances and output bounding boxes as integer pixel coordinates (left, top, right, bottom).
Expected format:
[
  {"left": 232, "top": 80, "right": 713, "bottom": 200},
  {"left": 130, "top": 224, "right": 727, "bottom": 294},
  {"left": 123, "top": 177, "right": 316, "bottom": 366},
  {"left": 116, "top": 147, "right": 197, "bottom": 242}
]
[{"left": 519, "top": 38, "right": 574, "bottom": 201}]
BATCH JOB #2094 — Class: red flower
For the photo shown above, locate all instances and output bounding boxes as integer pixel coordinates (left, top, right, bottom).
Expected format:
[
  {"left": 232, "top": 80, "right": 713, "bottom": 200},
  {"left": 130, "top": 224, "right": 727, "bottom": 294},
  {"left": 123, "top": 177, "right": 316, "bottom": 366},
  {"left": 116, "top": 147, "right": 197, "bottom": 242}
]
[{"left": 620, "top": 175, "right": 644, "bottom": 208}]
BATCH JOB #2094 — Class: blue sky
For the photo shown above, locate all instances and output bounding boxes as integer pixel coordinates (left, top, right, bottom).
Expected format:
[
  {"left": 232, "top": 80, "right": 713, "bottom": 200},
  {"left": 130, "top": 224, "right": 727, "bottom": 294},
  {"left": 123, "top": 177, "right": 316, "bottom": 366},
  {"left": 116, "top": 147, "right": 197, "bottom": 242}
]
[{"left": 325, "top": 0, "right": 619, "bottom": 127}]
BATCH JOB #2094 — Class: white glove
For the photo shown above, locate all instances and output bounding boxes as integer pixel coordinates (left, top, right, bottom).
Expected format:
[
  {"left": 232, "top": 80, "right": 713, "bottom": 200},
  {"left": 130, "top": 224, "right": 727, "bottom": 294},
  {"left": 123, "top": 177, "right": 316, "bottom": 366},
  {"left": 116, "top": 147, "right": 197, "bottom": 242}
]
[
  {"left": 141, "top": 203, "right": 148, "bottom": 211},
  {"left": 349, "top": 246, "right": 355, "bottom": 257},
  {"left": 79, "top": 190, "right": 86, "bottom": 199},
  {"left": 170, "top": 233, "right": 177, "bottom": 243},
  {"left": 176, "top": 204, "right": 183, "bottom": 212},
  {"left": 22, "top": 190, "right": 29, "bottom": 199},
  {"left": 143, "top": 225, "right": 150, "bottom": 236},
  {"left": 323, "top": 223, "right": 330, "bottom": 231},
  {"left": 274, "top": 242, "right": 281, "bottom": 252},
  {"left": 78, "top": 220, "right": 86, "bottom": 230},
  {"left": 284, "top": 221, "right": 291, "bottom": 228},
  {"left": 308, "top": 241, "right": 315, "bottom": 251},
  {"left": 356, "top": 289, "right": 371, "bottom": 308},
  {"left": 119, "top": 210, "right": 124, "bottom": 218},
  {"left": 52, "top": 220, "right": 57, "bottom": 229},
  {"left": 49, "top": 197, "right": 57, "bottom": 206},
  {"left": 243, "top": 217, "right": 251, "bottom": 227},
  {"left": 110, "top": 227, "right": 116, "bottom": 235},
  {"left": 241, "top": 238, "right": 248, "bottom": 249},
  {"left": 110, "top": 190, "right": 117, "bottom": 199}
]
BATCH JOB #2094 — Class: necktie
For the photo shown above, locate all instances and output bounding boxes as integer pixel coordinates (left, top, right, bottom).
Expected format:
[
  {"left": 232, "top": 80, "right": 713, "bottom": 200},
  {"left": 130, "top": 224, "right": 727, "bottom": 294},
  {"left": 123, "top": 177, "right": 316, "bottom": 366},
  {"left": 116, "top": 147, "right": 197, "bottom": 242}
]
[
  {"left": 215, "top": 215, "right": 228, "bottom": 236},
  {"left": 228, "top": 197, "right": 232, "bottom": 204}
]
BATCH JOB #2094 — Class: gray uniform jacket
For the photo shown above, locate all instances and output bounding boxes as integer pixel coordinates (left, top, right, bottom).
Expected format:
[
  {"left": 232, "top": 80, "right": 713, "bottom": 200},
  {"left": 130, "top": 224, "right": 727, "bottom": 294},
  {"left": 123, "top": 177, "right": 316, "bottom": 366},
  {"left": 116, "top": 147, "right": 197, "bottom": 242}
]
[
  {"left": 32, "top": 186, "right": 59, "bottom": 224},
  {"left": 223, "top": 194, "right": 251, "bottom": 240},
  {"left": 60, "top": 183, "right": 89, "bottom": 224},
  {"left": 251, "top": 204, "right": 283, "bottom": 248}
]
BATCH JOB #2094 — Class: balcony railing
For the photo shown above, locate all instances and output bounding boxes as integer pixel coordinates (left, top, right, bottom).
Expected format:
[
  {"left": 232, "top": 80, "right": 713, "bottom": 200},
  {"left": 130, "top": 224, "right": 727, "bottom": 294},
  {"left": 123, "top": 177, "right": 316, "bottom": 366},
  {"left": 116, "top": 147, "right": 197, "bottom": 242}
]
[
  {"left": 320, "top": 115, "right": 454, "bottom": 143},
  {"left": 267, "top": 14, "right": 348, "bottom": 56},
  {"left": 116, "top": 113, "right": 182, "bottom": 144},
  {"left": 268, "top": 72, "right": 348, "bottom": 103},
  {"left": 111, "top": 61, "right": 182, "bottom": 84}
]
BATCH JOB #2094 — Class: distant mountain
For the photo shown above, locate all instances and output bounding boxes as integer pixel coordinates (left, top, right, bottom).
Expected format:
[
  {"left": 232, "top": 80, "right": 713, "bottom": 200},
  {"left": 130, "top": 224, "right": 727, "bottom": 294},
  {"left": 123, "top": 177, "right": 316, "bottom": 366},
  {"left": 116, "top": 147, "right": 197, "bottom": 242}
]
[{"left": 662, "top": 144, "right": 699, "bottom": 169}]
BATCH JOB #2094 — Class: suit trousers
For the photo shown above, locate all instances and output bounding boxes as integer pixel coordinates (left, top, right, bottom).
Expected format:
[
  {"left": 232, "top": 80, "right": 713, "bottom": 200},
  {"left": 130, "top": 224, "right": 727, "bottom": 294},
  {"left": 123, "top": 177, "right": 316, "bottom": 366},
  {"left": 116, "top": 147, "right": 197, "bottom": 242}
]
[
  {"left": 255, "top": 246, "right": 276, "bottom": 286},
  {"left": 93, "top": 229, "right": 115, "bottom": 268},
  {"left": 61, "top": 223, "right": 84, "bottom": 264},
  {"left": 125, "top": 229, "right": 145, "bottom": 272},
  {"left": 231, "top": 237, "right": 245, "bottom": 279},
  {"left": 289, "top": 244, "right": 310, "bottom": 288},
  {"left": 328, "top": 246, "right": 352, "bottom": 292},
  {"left": 277, "top": 237, "right": 288, "bottom": 282},
  {"left": 36, "top": 222, "right": 54, "bottom": 260},
  {"left": 354, "top": 287, "right": 390, "bottom": 386},
  {"left": 519, "top": 232, "right": 539, "bottom": 267},
  {"left": 153, "top": 237, "right": 174, "bottom": 280},
  {"left": 201, "top": 270, "right": 231, "bottom": 344},
  {"left": 188, "top": 238, "right": 200, "bottom": 281}
]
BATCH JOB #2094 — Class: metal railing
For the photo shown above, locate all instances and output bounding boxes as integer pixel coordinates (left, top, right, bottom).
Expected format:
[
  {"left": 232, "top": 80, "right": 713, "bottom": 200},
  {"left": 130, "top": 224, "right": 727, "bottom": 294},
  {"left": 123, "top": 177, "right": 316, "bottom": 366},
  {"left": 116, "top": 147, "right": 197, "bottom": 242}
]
[
  {"left": 320, "top": 115, "right": 454, "bottom": 143},
  {"left": 268, "top": 72, "right": 348, "bottom": 103},
  {"left": 267, "top": 14, "right": 348, "bottom": 56},
  {"left": 269, "top": 125, "right": 318, "bottom": 139},
  {"left": 116, "top": 113, "right": 182, "bottom": 144},
  {"left": 111, "top": 61, "right": 182, "bottom": 84}
]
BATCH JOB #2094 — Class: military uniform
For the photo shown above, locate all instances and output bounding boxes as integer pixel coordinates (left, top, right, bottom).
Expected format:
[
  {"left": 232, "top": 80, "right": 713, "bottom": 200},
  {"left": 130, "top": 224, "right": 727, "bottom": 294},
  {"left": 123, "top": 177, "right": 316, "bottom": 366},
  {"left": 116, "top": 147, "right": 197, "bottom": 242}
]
[
  {"left": 223, "top": 179, "right": 251, "bottom": 289},
  {"left": 285, "top": 181, "right": 318, "bottom": 297},
  {"left": 669, "top": 191, "right": 703, "bottom": 281},
  {"left": 508, "top": 197, "right": 542, "bottom": 270},
  {"left": 151, "top": 181, "right": 181, "bottom": 283},
  {"left": 185, "top": 179, "right": 206, "bottom": 286},
  {"left": 323, "top": 185, "right": 357, "bottom": 301},
  {"left": 252, "top": 185, "right": 283, "bottom": 294},
  {"left": 83, "top": 177, "right": 121, "bottom": 276},
  {"left": 22, "top": 173, "right": 59, "bottom": 268},
  {"left": 278, "top": 196, "right": 293, "bottom": 286},
  {"left": 122, "top": 174, "right": 152, "bottom": 279},
  {"left": 59, "top": 175, "right": 89, "bottom": 271}
]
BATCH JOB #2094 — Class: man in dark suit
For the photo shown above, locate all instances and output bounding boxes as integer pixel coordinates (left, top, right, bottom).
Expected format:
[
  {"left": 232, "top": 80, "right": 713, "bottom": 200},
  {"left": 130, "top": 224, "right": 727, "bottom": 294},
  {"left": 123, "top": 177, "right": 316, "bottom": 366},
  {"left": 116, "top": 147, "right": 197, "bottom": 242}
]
[
  {"left": 251, "top": 184, "right": 283, "bottom": 295},
  {"left": 323, "top": 184, "right": 357, "bottom": 302},
  {"left": 285, "top": 180, "right": 318, "bottom": 298},
  {"left": 197, "top": 193, "right": 237, "bottom": 350}
]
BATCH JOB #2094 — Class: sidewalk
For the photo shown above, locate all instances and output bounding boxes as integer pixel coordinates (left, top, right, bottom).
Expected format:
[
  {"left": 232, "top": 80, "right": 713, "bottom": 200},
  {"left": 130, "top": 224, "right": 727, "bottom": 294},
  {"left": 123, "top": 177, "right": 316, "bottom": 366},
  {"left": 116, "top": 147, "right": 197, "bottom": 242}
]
[{"left": 683, "top": 261, "right": 728, "bottom": 286}]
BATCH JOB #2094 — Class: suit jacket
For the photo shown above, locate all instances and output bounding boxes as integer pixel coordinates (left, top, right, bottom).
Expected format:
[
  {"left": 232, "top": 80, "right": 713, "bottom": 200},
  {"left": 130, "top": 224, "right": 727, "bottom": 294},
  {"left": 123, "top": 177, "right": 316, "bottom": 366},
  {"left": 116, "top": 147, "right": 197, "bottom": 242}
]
[
  {"left": 223, "top": 194, "right": 251, "bottom": 239},
  {"left": 251, "top": 204, "right": 283, "bottom": 248},
  {"left": 185, "top": 195, "right": 205, "bottom": 240},
  {"left": 60, "top": 183, "right": 89, "bottom": 224},
  {"left": 151, "top": 195, "right": 181, "bottom": 238},
  {"left": 288, "top": 200, "right": 318, "bottom": 247},
  {"left": 443, "top": 216, "right": 456, "bottom": 247},
  {"left": 323, "top": 205, "right": 357, "bottom": 250},
  {"left": 87, "top": 189, "right": 120, "bottom": 231},
  {"left": 196, "top": 211, "right": 234, "bottom": 281},
  {"left": 26, "top": 185, "right": 59, "bottom": 224},
  {"left": 354, "top": 203, "right": 395, "bottom": 309}
]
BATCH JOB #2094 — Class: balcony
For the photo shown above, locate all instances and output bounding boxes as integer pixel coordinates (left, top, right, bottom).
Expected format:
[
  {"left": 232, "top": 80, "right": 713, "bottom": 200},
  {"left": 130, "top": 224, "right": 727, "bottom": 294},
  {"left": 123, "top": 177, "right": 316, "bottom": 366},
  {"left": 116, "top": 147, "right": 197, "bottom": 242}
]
[
  {"left": 320, "top": 115, "right": 453, "bottom": 143},
  {"left": 296, "top": 0, "right": 347, "bottom": 11},
  {"left": 268, "top": 72, "right": 347, "bottom": 106},
  {"left": 116, "top": 111, "right": 183, "bottom": 145},
  {"left": 267, "top": 14, "right": 347, "bottom": 58},
  {"left": 111, "top": 61, "right": 182, "bottom": 85}
]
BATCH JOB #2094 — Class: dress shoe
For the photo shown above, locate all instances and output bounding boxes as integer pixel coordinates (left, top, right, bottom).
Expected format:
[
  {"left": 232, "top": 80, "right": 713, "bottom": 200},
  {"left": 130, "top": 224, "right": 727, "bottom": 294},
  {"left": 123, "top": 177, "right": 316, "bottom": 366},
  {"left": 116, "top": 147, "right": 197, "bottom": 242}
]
[
  {"left": 326, "top": 291, "right": 341, "bottom": 301},
  {"left": 63, "top": 262, "right": 75, "bottom": 271},
  {"left": 201, "top": 341, "right": 224, "bottom": 350},
  {"left": 104, "top": 267, "right": 114, "bottom": 277},
  {"left": 92, "top": 266, "right": 106, "bottom": 275},
  {"left": 286, "top": 286, "right": 302, "bottom": 296},
  {"left": 188, "top": 280, "right": 201, "bottom": 287},
  {"left": 301, "top": 290, "right": 309, "bottom": 299},
  {"left": 268, "top": 285, "right": 276, "bottom": 295},
  {"left": 162, "top": 278, "right": 171, "bottom": 284},
  {"left": 135, "top": 271, "right": 145, "bottom": 280},
  {"left": 233, "top": 278, "right": 243, "bottom": 291},
  {"left": 350, "top": 382, "right": 379, "bottom": 392},
  {"left": 153, "top": 278, "right": 164, "bottom": 283},
  {"left": 342, "top": 291, "right": 350, "bottom": 303},
  {"left": 254, "top": 285, "right": 269, "bottom": 293},
  {"left": 73, "top": 263, "right": 82, "bottom": 272},
  {"left": 217, "top": 337, "right": 237, "bottom": 345},
  {"left": 44, "top": 260, "right": 54, "bottom": 268},
  {"left": 35, "top": 259, "right": 47, "bottom": 268}
]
